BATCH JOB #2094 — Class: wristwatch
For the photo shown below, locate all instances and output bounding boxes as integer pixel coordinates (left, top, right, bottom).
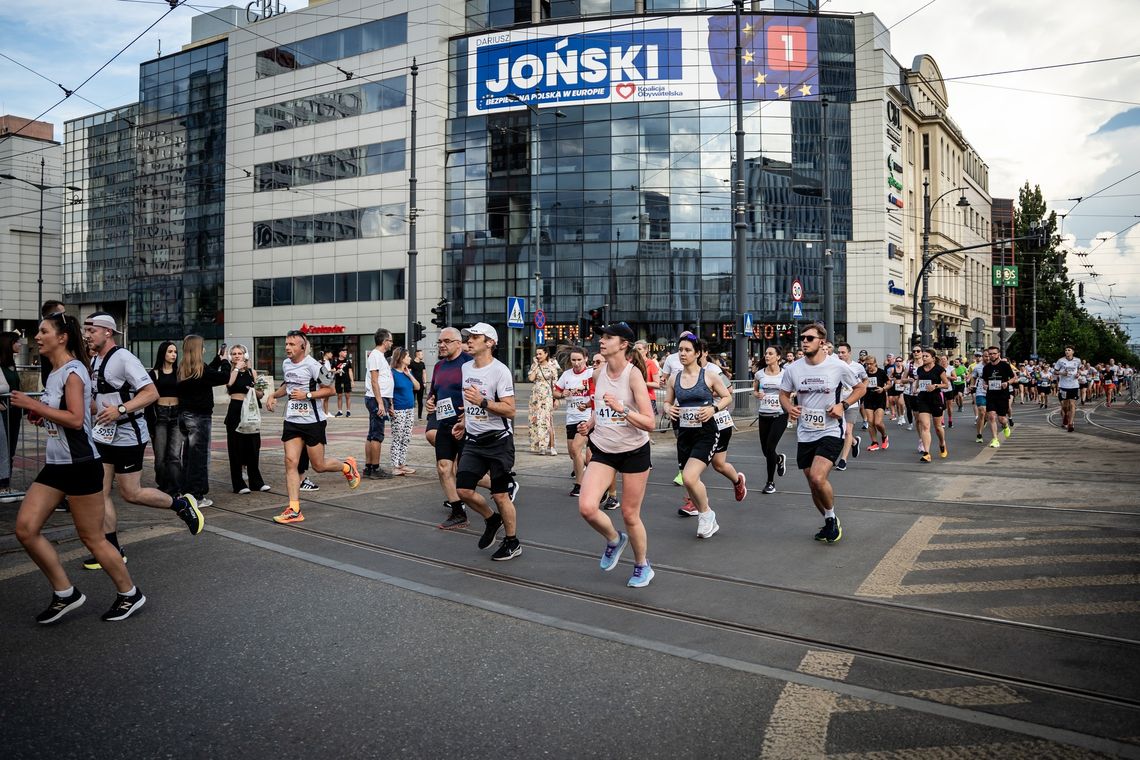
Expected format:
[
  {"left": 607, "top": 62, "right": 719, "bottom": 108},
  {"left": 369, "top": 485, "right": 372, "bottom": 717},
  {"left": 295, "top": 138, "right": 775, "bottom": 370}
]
[
  {"left": 841, "top": 401, "right": 850, "bottom": 410},
  {"left": 117, "top": 403, "right": 128, "bottom": 415},
  {"left": 305, "top": 392, "right": 312, "bottom": 400},
  {"left": 479, "top": 398, "right": 489, "bottom": 410}
]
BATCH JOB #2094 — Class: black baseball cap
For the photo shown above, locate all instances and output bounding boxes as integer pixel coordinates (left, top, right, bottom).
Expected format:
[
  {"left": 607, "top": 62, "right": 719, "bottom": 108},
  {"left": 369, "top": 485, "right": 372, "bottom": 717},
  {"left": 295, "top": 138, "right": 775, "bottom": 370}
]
[{"left": 600, "top": 322, "right": 636, "bottom": 342}]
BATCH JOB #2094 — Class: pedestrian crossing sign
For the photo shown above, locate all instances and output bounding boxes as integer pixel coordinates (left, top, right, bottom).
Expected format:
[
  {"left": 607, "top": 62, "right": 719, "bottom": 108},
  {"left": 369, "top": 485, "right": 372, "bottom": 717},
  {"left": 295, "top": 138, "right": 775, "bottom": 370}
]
[
  {"left": 507, "top": 296, "right": 525, "bottom": 328},
  {"left": 792, "top": 301, "right": 804, "bottom": 320}
]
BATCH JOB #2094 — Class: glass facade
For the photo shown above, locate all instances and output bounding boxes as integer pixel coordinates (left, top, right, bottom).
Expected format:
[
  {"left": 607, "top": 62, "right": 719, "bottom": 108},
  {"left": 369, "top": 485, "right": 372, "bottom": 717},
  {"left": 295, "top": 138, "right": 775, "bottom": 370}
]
[
  {"left": 254, "top": 76, "right": 406, "bottom": 135},
  {"left": 253, "top": 268, "right": 406, "bottom": 307},
  {"left": 253, "top": 202, "right": 407, "bottom": 250},
  {"left": 445, "top": 14, "right": 854, "bottom": 356},
  {"left": 132, "top": 40, "right": 228, "bottom": 343},
  {"left": 255, "top": 15, "right": 407, "bottom": 78},
  {"left": 254, "top": 139, "right": 405, "bottom": 191}
]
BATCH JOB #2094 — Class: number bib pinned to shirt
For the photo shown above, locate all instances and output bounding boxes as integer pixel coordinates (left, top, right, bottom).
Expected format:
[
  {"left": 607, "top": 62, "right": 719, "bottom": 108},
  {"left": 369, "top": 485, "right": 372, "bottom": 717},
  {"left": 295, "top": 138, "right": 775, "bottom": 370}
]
[
  {"left": 713, "top": 410, "right": 734, "bottom": 430},
  {"left": 435, "top": 397, "right": 456, "bottom": 420},
  {"left": 867, "top": 377, "right": 878, "bottom": 388},
  {"left": 799, "top": 409, "right": 827, "bottom": 431},
  {"left": 287, "top": 399, "right": 311, "bottom": 417},
  {"left": 758, "top": 394, "right": 780, "bottom": 412},
  {"left": 678, "top": 407, "right": 704, "bottom": 428},
  {"left": 595, "top": 407, "right": 628, "bottom": 427},
  {"left": 92, "top": 423, "right": 116, "bottom": 445},
  {"left": 916, "top": 380, "right": 932, "bottom": 392},
  {"left": 988, "top": 379, "right": 1003, "bottom": 390}
]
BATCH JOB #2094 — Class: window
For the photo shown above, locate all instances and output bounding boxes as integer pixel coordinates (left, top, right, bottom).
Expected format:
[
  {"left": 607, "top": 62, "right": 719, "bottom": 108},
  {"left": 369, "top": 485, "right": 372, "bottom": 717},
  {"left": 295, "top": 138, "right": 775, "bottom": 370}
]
[
  {"left": 254, "top": 76, "right": 405, "bottom": 135},
  {"left": 922, "top": 134, "right": 929, "bottom": 171},
  {"left": 255, "top": 15, "right": 407, "bottom": 78}
]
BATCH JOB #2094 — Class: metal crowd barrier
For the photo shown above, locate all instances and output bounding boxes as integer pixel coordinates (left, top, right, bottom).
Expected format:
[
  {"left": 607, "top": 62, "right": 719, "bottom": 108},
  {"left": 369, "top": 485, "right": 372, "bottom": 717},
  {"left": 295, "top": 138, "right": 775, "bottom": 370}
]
[{"left": 0, "top": 392, "right": 46, "bottom": 504}]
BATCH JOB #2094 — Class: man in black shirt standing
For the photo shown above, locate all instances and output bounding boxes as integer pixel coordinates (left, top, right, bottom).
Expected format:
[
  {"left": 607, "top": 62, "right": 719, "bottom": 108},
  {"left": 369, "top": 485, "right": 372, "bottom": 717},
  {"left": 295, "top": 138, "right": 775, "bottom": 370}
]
[
  {"left": 980, "top": 346, "right": 1014, "bottom": 448},
  {"left": 409, "top": 348, "right": 426, "bottom": 419}
]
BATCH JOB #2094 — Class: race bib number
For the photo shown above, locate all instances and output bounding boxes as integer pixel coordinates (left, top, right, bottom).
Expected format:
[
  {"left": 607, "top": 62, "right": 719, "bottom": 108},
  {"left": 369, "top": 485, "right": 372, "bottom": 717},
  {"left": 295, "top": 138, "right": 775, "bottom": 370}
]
[
  {"left": 759, "top": 394, "right": 780, "bottom": 412},
  {"left": 917, "top": 380, "right": 931, "bottom": 392},
  {"left": 596, "top": 407, "right": 628, "bottom": 427},
  {"left": 895, "top": 383, "right": 907, "bottom": 391},
  {"left": 678, "top": 407, "right": 704, "bottom": 428},
  {"left": 465, "top": 401, "right": 488, "bottom": 418},
  {"left": 988, "top": 379, "right": 1003, "bottom": 390},
  {"left": 713, "top": 410, "right": 734, "bottom": 430},
  {"left": 44, "top": 421, "right": 59, "bottom": 439},
  {"left": 435, "top": 397, "right": 456, "bottom": 420},
  {"left": 800, "top": 409, "right": 827, "bottom": 430},
  {"left": 287, "top": 399, "right": 311, "bottom": 417},
  {"left": 92, "top": 423, "right": 117, "bottom": 444},
  {"left": 867, "top": 377, "right": 878, "bottom": 388}
]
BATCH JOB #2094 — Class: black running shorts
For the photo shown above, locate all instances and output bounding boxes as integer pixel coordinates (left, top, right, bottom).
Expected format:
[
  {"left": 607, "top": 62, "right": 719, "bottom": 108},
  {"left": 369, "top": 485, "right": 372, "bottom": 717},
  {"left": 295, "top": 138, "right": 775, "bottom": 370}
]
[
  {"left": 456, "top": 434, "right": 515, "bottom": 493},
  {"left": 94, "top": 442, "right": 146, "bottom": 475},
  {"left": 35, "top": 461, "right": 104, "bottom": 496},
  {"left": 796, "top": 435, "right": 843, "bottom": 470},
  {"left": 433, "top": 419, "right": 464, "bottom": 462},
  {"left": 587, "top": 440, "right": 651, "bottom": 475},
  {"left": 282, "top": 420, "right": 328, "bottom": 448}
]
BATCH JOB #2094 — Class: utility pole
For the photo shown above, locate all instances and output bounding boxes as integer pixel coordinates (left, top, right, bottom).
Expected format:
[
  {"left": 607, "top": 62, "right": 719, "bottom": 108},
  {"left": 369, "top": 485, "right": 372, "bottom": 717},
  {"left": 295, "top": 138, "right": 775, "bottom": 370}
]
[
  {"left": 732, "top": 0, "right": 748, "bottom": 405},
  {"left": 821, "top": 97, "right": 834, "bottom": 341},
  {"left": 406, "top": 59, "right": 418, "bottom": 346}
]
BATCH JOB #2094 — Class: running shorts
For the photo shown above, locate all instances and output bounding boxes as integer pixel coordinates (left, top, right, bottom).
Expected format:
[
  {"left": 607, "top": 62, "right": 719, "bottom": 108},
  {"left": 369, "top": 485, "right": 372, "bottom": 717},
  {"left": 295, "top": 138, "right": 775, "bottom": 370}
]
[
  {"left": 1058, "top": 388, "right": 1079, "bottom": 401},
  {"left": 587, "top": 440, "right": 651, "bottom": 475},
  {"left": 35, "top": 461, "right": 104, "bottom": 496},
  {"left": 986, "top": 392, "right": 1011, "bottom": 417},
  {"left": 94, "top": 442, "right": 146, "bottom": 475},
  {"left": 796, "top": 435, "right": 843, "bottom": 470},
  {"left": 677, "top": 421, "right": 720, "bottom": 465},
  {"left": 456, "top": 433, "right": 515, "bottom": 493},
  {"left": 434, "top": 419, "right": 464, "bottom": 462},
  {"left": 282, "top": 420, "right": 328, "bottom": 448}
]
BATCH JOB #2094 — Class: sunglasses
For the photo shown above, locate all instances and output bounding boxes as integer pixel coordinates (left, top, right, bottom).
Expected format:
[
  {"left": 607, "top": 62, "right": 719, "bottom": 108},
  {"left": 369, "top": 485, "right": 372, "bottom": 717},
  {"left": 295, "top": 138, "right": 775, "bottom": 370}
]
[
  {"left": 286, "top": 330, "right": 307, "bottom": 338},
  {"left": 800, "top": 335, "right": 820, "bottom": 342}
]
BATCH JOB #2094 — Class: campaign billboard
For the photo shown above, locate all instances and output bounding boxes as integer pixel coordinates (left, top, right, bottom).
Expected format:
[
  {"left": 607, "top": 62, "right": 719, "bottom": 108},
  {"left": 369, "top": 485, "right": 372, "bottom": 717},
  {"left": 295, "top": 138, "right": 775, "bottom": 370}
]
[{"left": 468, "top": 14, "right": 819, "bottom": 114}]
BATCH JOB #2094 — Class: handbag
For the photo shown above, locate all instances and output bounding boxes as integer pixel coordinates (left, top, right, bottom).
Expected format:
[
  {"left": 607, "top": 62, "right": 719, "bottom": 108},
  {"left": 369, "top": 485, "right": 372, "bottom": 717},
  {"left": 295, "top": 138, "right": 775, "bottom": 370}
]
[{"left": 236, "top": 390, "right": 262, "bottom": 434}]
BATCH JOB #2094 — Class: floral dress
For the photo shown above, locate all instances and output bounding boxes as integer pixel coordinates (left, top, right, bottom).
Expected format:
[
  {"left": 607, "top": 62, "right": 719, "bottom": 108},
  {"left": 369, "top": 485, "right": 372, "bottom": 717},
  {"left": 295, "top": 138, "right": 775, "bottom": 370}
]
[{"left": 528, "top": 359, "right": 559, "bottom": 453}]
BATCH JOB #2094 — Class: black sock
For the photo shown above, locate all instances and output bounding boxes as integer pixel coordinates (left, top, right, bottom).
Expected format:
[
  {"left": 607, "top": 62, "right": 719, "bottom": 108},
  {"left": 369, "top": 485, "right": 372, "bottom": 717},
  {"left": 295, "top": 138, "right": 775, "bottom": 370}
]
[
  {"left": 450, "top": 500, "right": 465, "bottom": 510},
  {"left": 105, "top": 532, "right": 120, "bottom": 551},
  {"left": 504, "top": 534, "right": 517, "bottom": 542}
]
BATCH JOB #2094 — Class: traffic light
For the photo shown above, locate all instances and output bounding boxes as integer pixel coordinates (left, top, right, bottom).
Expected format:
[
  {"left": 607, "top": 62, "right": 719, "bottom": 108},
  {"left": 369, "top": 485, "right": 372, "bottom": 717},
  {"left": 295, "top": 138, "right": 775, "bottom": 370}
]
[
  {"left": 944, "top": 335, "right": 959, "bottom": 350},
  {"left": 430, "top": 298, "right": 449, "bottom": 328},
  {"left": 589, "top": 307, "right": 604, "bottom": 333},
  {"left": 412, "top": 321, "right": 426, "bottom": 343},
  {"left": 578, "top": 316, "right": 591, "bottom": 341}
]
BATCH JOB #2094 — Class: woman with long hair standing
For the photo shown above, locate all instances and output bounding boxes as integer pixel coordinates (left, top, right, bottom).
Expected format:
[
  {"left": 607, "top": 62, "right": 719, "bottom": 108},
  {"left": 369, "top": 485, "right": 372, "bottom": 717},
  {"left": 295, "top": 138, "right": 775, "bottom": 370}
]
[
  {"left": 0, "top": 331, "right": 23, "bottom": 489},
  {"left": 528, "top": 346, "right": 560, "bottom": 455},
  {"left": 11, "top": 314, "right": 146, "bottom": 622},
  {"left": 176, "top": 335, "right": 229, "bottom": 507},
  {"left": 388, "top": 346, "right": 420, "bottom": 475},
  {"left": 577, "top": 323, "right": 657, "bottom": 587},
  {"left": 224, "top": 344, "right": 268, "bottom": 494},
  {"left": 753, "top": 345, "right": 789, "bottom": 494},
  {"left": 148, "top": 340, "right": 182, "bottom": 495}
]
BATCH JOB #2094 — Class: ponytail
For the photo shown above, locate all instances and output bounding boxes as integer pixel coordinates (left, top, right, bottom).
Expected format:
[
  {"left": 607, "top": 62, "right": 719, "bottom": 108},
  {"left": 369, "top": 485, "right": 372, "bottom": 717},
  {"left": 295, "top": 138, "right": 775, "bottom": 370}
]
[{"left": 44, "top": 314, "right": 89, "bottom": 374}]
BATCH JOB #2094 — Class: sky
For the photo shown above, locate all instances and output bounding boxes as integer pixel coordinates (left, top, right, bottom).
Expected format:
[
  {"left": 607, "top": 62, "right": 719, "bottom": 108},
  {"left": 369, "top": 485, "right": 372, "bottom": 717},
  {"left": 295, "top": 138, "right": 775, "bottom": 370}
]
[{"left": 1, "top": 0, "right": 1137, "bottom": 340}]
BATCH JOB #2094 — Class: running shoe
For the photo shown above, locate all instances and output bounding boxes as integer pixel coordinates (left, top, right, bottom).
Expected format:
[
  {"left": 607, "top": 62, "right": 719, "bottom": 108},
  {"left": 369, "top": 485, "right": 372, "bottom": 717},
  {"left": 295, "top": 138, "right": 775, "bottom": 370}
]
[
  {"left": 1067, "top": 424, "right": 1075, "bottom": 433},
  {"left": 1003, "top": 425, "right": 1012, "bottom": 439},
  {"left": 490, "top": 536, "right": 521, "bottom": 561},
  {"left": 939, "top": 445, "right": 948, "bottom": 459},
  {"left": 696, "top": 509, "right": 719, "bottom": 539},
  {"left": 548, "top": 447, "right": 557, "bottom": 456},
  {"left": 814, "top": 516, "right": 842, "bottom": 543},
  {"left": 975, "top": 435, "right": 984, "bottom": 444},
  {"left": 506, "top": 479, "right": 520, "bottom": 502},
  {"left": 776, "top": 453, "right": 787, "bottom": 477},
  {"left": 101, "top": 588, "right": 146, "bottom": 622},
  {"left": 907, "top": 423, "right": 913, "bottom": 431},
  {"left": 439, "top": 508, "right": 469, "bottom": 531},
  {"left": 733, "top": 472, "right": 747, "bottom": 502},
  {"left": 867, "top": 442, "right": 881, "bottom": 452},
  {"left": 36, "top": 588, "right": 86, "bottom": 625},
  {"left": 627, "top": 563, "right": 654, "bottom": 588},
  {"left": 989, "top": 438, "right": 1001, "bottom": 449},
  {"left": 835, "top": 459, "right": 847, "bottom": 472},
  {"left": 335, "top": 411, "right": 343, "bottom": 417},
  {"left": 762, "top": 482, "right": 776, "bottom": 494},
  {"left": 478, "top": 513, "right": 504, "bottom": 550},
  {"left": 600, "top": 495, "right": 620, "bottom": 511},
  {"left": 367, "top": 467, "right": 394, "bottom": 480},
  {"left": 851, "top": 436, "right": 861, "bottom": 459},
  {"left": 238, "top": 487, "right": 251, "bottom": 495},
  {"left": 861, "top": 421, "right": 869, "bottom": 430},
  {"left": 198, "top": 497, "right": 213, "bottom": 509},
  {"left": 345, "top": 411, "right": 351, "bottom": 417},
  {"left": 343, "top": 456, "right": 361, "bottom": 488},
  {"left": 673, "top": 470, "right": 683, "bottom": 486},
  {"left": 920, "top": 453, "right": 932, "bottom": 463},
  {"left": 599, "top": 532, "right": 628, "bottom": 571},
  {"left": 896, "top": 417, "right": 906, "bottom": 426},
  {"left": 677, "top": 496, "right": 698, "bottom": 517},
  {"left": 173, "top": 494, "right": 204, "bottom": 535},
  {"left": 273, "top": 507, "right": 305, "bottom": 524},
  {"left": 300, "top": 478, "right": 320, "bottom": 491},
  {"left": 569, "top": 483, "right": 581, "bottom": 497},
  {"left": 947, "top": 420, "right": 954, "bottom": 428},
  {"left": 881, "top": 436, "right": 890, "bottom": 450},
  {"left": 83, "top": 547, "right": 127, "bottom": 570}
]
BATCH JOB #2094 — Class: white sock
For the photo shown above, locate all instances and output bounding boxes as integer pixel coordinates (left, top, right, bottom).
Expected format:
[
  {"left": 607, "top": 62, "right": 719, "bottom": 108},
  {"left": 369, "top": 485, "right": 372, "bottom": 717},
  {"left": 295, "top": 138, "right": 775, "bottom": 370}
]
[
  {"left": 57, "top": 586, "right": 74, "bottom": 598},
  {"left": 120, "top": 586, "right": 137, "bottom": 597},
  {"left": 823, "top": 508, "right": 836, "bottom": 519}
]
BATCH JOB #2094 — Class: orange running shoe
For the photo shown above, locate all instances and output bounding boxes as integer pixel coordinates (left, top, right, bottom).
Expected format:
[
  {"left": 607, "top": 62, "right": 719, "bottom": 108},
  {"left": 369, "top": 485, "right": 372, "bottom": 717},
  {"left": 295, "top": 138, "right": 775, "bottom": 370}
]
[
  {"left": 344, "top": 456, "right": 361, "bottom": 489},
  {"left": 273, "top": 507, "right": 305, "bottom": 524}
]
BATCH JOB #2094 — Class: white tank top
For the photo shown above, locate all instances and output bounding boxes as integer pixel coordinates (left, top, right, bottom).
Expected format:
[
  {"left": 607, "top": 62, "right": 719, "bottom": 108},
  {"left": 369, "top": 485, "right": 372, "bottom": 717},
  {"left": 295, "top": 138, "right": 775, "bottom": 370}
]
[{"left": 590, "top": 362, "right": 650, "bottom": 454}]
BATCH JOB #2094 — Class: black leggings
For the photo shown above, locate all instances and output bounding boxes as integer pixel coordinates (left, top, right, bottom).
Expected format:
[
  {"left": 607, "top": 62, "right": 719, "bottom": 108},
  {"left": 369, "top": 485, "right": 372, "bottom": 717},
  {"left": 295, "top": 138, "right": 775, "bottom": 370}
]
[
  {"left": 757, "top": 413, "right": 789, "bottom": 483},
  {"left": 903, "top": 394, "right": 916, "bottom": 424}
]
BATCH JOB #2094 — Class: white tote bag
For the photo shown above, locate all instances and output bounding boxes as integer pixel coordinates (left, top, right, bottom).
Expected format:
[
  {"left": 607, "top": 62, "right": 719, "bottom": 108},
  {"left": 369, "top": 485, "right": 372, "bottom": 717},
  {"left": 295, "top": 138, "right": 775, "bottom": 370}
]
[{"left": 236, "top": 390, "right": 262, "bottom": 434}]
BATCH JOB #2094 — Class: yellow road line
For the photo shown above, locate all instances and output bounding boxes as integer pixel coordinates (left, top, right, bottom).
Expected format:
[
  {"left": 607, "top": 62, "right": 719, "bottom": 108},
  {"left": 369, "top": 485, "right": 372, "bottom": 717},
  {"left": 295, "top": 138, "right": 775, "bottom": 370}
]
[
  {"left": 855, "top": 516, "right": 945, "bottom": 598},
  {"left": 989, "top": 600, "right": 1140, "bottom": 619},
  {"left": 913, "top": 554, "right": 1139, "bottom": 570},
  {"left": 924, "top": 537, "right": 1140, "bottom": 550},
  {"left": 0, "top": 524, "right": 183, "bottom": 582},
  {"left": 897, "top": 574, "right": 1140, "bottom": 595}
]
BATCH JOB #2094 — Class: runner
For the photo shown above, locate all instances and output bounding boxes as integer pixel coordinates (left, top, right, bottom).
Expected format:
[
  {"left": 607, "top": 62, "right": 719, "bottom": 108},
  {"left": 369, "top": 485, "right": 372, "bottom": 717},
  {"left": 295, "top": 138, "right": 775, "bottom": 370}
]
[
  {"left": 430, "top": 327, "right": 476, "bottom": 529},
  {"left": 659, "top": 341, "right": 686, "bottom": 488},
  {"left": 1103, "top": 359, "right": 1118, "bottom": 407},
  {"left": 1036, "top": 364, "right": 1053, "bottom": 409},
  {"left": 266, "top": 330, "right": 360, "bottom": 524},
  {"left": 939, "top": 355, "right": 955, "bottom": 429},
  {"left": 576, "top": 322, "right": 657, "bottom": 587},
  {"left": 887, "top": 356, "right": 907, "bottom": 423},
  {"left": 661, "top": 334, "right": 739, "bottom": 539},
  {"left": 450, "top": 323, "right": 521, "bottom": 560},
  {"left": 950, "top": 357, "right": 968, "bottom": 411},
  {"left": 753, "top": 345, "right": 789, "bottom": 493},
  {"left": 779, "top": 323, "right": 865, "bottom": 543},
  {"left": 553, "top": 347, "right": 593, "bottom": 498},
  {"left": 634, "top": 340, "right": 661, "bottom": 417},
  {"left": 833, "top": 342, "right": 866, "bottom": 471},
  {"left": 83, "top": 313, "right": 203, "bottom": 570},
  {"left": 697, "top": 343, "right": 748, "bottom": 505},
  {"left": 363, "top": 328, "right": 395, "bottom": 480},
  {"left": 1054, "top": 345, "right": 1081, "bottom": 432},
  {"left": 333, "top": 347, "right": 354, "bottom": 416},
  {"left": 914, "top": 348, "right": 950, "bottom": 462},
  {"left": 11, "top": 313, "right": 147, "bottom": 622},
  {"left": 981, "top": 346, "right": 1014, "bottom": 448},
  {"left": 861, "top": 355, "right": 889, "bottom": 451}
]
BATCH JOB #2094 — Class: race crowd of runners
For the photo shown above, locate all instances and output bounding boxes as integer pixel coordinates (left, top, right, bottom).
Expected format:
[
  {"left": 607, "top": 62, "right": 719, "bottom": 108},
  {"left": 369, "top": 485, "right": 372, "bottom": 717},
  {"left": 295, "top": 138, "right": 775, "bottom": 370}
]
[{"left": 3, "top": 300, "right": 1134, "bottom": 618}]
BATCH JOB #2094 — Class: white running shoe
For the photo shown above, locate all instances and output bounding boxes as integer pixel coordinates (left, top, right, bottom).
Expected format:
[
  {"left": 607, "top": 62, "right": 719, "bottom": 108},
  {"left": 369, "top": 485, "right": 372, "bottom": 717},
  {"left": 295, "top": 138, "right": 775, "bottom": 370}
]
[{"left": 696, "top": 509, "right": 720, "bottom": 539}]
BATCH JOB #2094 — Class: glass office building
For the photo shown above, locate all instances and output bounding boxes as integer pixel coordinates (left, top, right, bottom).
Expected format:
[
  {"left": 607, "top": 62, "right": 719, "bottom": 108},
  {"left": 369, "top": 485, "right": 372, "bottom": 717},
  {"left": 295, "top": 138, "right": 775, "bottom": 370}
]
[{"left": 445, "top": 7, "right": 853, "bottom": 357}]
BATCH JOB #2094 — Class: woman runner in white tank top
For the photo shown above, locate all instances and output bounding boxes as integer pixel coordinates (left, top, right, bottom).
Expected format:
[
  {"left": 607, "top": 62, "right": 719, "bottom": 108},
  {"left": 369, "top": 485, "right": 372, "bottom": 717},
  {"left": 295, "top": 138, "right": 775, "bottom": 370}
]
[{"left": 577, "top": 323, "right": 657, "bottom": 588}]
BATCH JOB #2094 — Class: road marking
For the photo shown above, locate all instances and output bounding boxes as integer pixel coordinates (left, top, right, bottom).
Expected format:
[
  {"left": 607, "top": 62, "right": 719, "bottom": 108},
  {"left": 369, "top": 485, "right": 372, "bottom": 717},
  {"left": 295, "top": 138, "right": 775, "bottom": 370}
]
[
  {"left": 827, "top": 739, "right": 1109, "bottom": 759},
  {"left": 761, "top": 651, "right": 854, "bottom": 759},
  {"left": 855, "top": 516, "right": 945, "bottom": 598},
  {"left": 896, "top": 574, "right": 1140, "bottom": 595},
  {"left": 924, "top": 537, "right": 1140, "bottom": 550},
  {"left": 0, "top": 524, "right": 182, "bottom": 581},
  {"left": 989, "top": 600, "right": 1140, "bottom": 619},
  {"left": 914, "top": 554, "right": 1138, "bottom": 570},
  {"left": 837, "top": 684, "right": 1028, "bottom": 713},
  {"left": 937, "top": 526, "right": 1101, "bottom": 536}
]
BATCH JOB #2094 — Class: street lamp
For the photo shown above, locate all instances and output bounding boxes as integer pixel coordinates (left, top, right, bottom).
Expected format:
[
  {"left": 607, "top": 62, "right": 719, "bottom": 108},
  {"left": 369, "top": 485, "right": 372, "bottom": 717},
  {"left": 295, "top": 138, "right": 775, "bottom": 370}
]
[
  {"left": 1, "top": 158, "right": 81, "bottom": 310},
  {"left": 918, "top": 178, "right": 970, "bottom": 347},
  {"left": 506, "top": 93, "right": 566, "bottom": 318}
]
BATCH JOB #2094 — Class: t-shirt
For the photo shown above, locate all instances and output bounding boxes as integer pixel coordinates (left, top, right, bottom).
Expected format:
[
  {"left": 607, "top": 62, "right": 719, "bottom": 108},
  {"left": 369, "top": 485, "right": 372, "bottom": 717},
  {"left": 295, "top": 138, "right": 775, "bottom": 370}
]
[
  {"left": 90, "top": 347, "right": 154, "bottom": 447},
  {"left": 981, "top": 360, "right": 1015, "bottom": 394},
  {"left": 282, "top": 356, "right": 327, "bottom": 424},
  {"left": 971, "top": 363, "right": 987, "bottom": 396},
  {"left": 915, "top": 364, "right": 947, "bottom": 402},
  {"left": 838, "top": 357, "right": 868, "bottom": 406},
  {"left": 429, "top": 352, "right": 474, "bottom": 424},
  {"left": 644, "top": 358, "right": 660, "bottom": 400},
  {"left": 952, "top": 365, "right": 968, "bottom": 386},
  {"left": 393, "top": 371, "right": 415, "bottom": 410},
  {"left": 462, "top": 359, "right": 514, "bottom": 436},
  {"left": 779, "top": 357, "right": 861, "bottom": 442},
  {"left": 555, "top": 367, "right": 594, "bottom": 425},
  {"left": 660, "top": 352, "right": 681, "bottom": 383},
  {"left": 364, "top": 348, "right": 393, "bottom": 399},
  {"left": 754, "top": 367, "right": 785, "bottom": 416},
  {"left": 866, "top": 368, "right": 889, "bottom": 396},
  {"left": 333, "top": 357, "right": 353, "bottom": 379},
  {"left": 42, "top": 359, "right": 100, "bottom": 465}
]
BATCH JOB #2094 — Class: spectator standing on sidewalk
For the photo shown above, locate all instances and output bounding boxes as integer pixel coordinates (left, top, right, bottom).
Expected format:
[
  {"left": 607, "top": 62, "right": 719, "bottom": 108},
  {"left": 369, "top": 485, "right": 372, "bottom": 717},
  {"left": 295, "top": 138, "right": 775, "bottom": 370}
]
[
  {"left": 333, "top": 348, "right": 354, "bottom": 416},
  {"left": 528, "top": 347, "right": 559, "bottom": 455},
  {"left": 410, "top": 348, "right": 427, "bottom": 420},
  {"left": 147, "top": 341, "right": 182, "bottom": 496},
  {"left": 176, "top": 335, "right": 230, "bottom": 507},
  {"left": 224, "top": 344, "right": 268, "bottom": 494},
  {"left": 389, "top": 347, "right": 420, "bottom": 475},
  {"left": 363, "top": 329, "right": 395, "bottom": 479}
]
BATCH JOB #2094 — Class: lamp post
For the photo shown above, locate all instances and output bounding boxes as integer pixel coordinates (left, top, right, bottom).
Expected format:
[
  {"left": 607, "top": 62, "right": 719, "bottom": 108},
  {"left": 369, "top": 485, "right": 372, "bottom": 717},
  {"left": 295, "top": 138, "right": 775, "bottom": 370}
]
[
  {"left": 918, "top": 178, "right": 970, "bottom": 347},
  {"left": 1, "top": 158, "right": 81, "bottom": 310}
]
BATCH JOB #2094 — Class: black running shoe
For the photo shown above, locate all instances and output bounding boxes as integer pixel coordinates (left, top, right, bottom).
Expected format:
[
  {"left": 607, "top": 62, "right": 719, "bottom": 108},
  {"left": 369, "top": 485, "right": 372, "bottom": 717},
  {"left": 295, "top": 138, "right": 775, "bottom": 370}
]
[
  {"left": 776, "top": 453, "right": 787, "bottom": 478},
  {"left": 600, "top": 495, "right": 621, "bottom": 511},
  {"left": 569, "top": 483, "right": 581, "bottom": 497},
  {"left": 813, "top": 516, "right": 842, "bottom": 543},
  {"left": 101, "top": 588, "right": 146, "bottom": 622},
  {"left": 439, "top": 508, "right": 469, "bottom": 531},
  {"left": 83, "top": 547, "right": 127, "bottom": 571},
  {"left": 851, "top": 436, "right": 861, "bottom": 459},
  {"left": 491, "top": 537, "right": 521, "bottom": 561},
  {"left": 173, "top": 494, "right": 204, "bottom": 535},
  {"left": 300, "top": 478, "right": 320, "bottom": 491},
  {"left": 478, "top": 513, "right": 504, "bottom": 550},
  {"left": 762, "top": 482, "right": 776, "bottom": 494},
  {"left": 834, "top": 459, "right": 847, "bottom": 472},
  {"left": 506, "top": 479, "right": 520, "bottom": 502},
  {"left": 36, "top": 588, "right": 86, "bottom": 624}
]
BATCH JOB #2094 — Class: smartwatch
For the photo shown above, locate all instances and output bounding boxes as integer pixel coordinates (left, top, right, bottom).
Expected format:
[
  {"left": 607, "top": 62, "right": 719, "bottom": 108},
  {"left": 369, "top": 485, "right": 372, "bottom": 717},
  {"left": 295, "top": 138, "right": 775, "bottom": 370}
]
[{"left": 479, "top": 398, "right": 488, "bottom": 410}]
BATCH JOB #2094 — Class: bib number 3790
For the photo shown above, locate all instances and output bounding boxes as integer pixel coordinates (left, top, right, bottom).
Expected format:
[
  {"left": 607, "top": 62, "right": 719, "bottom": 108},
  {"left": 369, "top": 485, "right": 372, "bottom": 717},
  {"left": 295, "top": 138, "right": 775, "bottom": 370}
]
[{"left": 800, "top": 409, "right": 827, "bottom": 430}]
